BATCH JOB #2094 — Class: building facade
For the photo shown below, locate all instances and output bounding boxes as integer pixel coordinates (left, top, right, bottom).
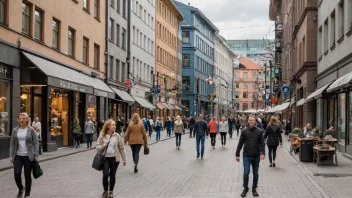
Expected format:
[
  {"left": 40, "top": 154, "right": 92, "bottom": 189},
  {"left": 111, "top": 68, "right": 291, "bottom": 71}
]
[
  {"left": 0, "top": 0, "right": 114, "bottom": 158},
  {"left": 174, "top": 0, "right": 218, "bottom": 117},
  {"left": 130, "top": 0, "right": 156, "bottom": 118},
  {"left": 269, "top": 0, "right": 318, "bottom": 127},
  {"left": 234, "top": 57, "right": 265, "bottom": 111},
  {"left": 155, "top": 0, "right": 183, "bottom": 118},
  {"left": 214, "top": 34, "right": 236, "bottom": 115},
  {"left": 312, "top": 0, "right": 352, "bottom": 156}
]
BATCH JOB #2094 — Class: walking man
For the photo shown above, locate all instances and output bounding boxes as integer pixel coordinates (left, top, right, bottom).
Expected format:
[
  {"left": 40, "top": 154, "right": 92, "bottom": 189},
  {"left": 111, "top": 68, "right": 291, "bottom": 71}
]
[
  {"left": 85, "top": 117, "right": 95, "bottom": 149},
  {"left": 194, "top": 114, "right": 208, "bottom": 159},
  {"left": 228, "top": 115, "right": 235, "bottom": 139},
  {"left": 236, "top": 115, "right": 265, "bottom": 197}
]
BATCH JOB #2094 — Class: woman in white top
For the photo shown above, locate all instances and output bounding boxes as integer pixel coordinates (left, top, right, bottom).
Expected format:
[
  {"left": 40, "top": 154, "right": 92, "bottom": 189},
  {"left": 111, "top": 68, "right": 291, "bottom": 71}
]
[
  {"left": 9, "top": 113, "right": 39, "bottom": 198},
  {"left": 219, "top": 117, "right": 229, "bottom": 148},
  {"left": 96, "top": 119, "right": 126, "bottom": 198}
]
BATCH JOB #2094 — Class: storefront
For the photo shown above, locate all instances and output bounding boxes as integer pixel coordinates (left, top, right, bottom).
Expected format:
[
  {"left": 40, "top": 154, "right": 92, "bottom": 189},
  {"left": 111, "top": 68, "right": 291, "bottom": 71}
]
[
  {"left": 21, "top": 52, "right": 114, "bottom": 151},
  {"left": 108, "top": 87, "right": 135, "bottom": 120}
]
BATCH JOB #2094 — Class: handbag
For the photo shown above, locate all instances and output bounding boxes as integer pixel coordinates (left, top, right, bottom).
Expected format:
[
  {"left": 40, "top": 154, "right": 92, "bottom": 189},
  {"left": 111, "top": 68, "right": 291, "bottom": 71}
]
[
  {"left": 92, "top": 135, "right": 112, "bottom": 171},
  {"left": 144, "top": 146, "right": 150, "bottom": 155},
  {"left": 32, "top": 161, "right": 43, "bottom": 179}
]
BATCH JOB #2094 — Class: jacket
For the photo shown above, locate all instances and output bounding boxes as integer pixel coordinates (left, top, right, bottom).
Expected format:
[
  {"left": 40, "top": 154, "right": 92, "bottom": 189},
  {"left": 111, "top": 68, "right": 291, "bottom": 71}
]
[
  {"left": 9, "top": 126, "right": 39, "bottom": 162},
  {"left": 208, "top": 120, "right": 218, "bottom": 133},
  {"left": 228, "top": 118, "right": 235, "bottom": 128},
  {"left": 85, "top": 121, "right": 95, "bottom": 134},
  {"left": 124, "top": 122, "right": 148, "bottom": 146},
  {"left": 240, "top": 117, "right": 247, "bottom": 127},
  {"left": 173, "top": 121, "right": 184, "bottom": 134},
  {"left": 234, "top": 118, "right": 241, "bottom": 129},
  {"left": 236, "top": 126, "right": 265, "bottom": 157},
  {"left": 194, "top": 119, "right": 209, "bottom": 136},
  {"left": 256, "top": 119, "right": 263, "bottom": 129},
  {"left": 96, "top": 132, "right": 127, "bottom": 162},
  {"left": 264, "top": 124, "right": 282, "bottom": 146},
  {"left": 188, "top": 118, "right": 195, "bottom": 128},
  {"left": 219, "top": 121, "right": 229, "bottom": 133},
  {"left": 72, "top": 122, "right": 81, "bottom": 135},
  {"left": 165, "top": 120, "right": 172, "bottom": 130}
]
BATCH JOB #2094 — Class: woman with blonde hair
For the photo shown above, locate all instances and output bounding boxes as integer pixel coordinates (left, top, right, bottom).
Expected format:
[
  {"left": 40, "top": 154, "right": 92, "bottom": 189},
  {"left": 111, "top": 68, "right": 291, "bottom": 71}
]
[
  {"left": 124, "top": 113, "right": 148, "bottom": 173},
  {"left": 96, "top": 119, "right": 126, "bottom": 198},
  {"left": 173, "top": 116, "right": 184, "bottom": 149},
  {"left": 264, "top": 117, "right": 282, "bottom": 167}
]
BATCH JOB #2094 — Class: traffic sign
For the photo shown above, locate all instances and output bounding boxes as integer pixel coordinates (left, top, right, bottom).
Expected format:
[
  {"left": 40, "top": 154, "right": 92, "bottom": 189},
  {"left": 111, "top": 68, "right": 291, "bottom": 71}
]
[{"left": 282, "top": 85, "right": 290, "bottom": 94}]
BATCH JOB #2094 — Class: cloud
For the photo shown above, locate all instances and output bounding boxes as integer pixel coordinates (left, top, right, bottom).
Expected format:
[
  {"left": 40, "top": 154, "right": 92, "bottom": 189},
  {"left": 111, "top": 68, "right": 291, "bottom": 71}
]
[{"left": 175, "top": 0, "right": 274, "bottom": 39}]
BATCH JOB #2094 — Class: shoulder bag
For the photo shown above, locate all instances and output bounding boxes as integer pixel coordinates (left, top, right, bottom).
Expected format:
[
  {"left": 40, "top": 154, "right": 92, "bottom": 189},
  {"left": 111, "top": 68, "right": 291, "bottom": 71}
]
[
  {"left": 32, "top": 160, "right": 43, "bottom": 179},
  {"left": 92, "top": 135, "right": 112, "bottom": 171}
]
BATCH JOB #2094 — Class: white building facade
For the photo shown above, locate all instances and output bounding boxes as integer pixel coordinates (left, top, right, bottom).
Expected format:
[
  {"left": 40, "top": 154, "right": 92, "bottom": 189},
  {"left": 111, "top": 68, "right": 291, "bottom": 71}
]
[{"left": 214, "top": 34, "right": 236, "bottom": 115}]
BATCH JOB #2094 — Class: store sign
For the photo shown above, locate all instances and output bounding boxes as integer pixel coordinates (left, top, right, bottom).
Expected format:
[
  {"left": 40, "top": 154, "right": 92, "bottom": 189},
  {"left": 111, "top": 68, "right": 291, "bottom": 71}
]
[
  {"left": 49, "top": 78, "right": 93, "bottom": 94},
  {"left": 94, "top": 89, "right": 108, "bottom": 97}
]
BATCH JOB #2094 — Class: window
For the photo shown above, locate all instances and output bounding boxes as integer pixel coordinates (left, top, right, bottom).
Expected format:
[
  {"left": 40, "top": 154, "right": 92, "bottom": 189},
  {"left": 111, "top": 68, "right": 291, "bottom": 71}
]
[
  {"left": 236, "top": 83, "right": 239, "bottom": 88},
  {"left": 52, "top": 19, "right": 60, "bottom": 49},
  {"left": 83, "top": 37, "right": 89, "bottom": 64},
  {"left": 83, "top": 0, "right": 89, "bottom": 11},
  {"left": 182, "top": 54, "right": 190, "bottom": 67},
  {"left": 251, "top": 73, "right": 256, "bottom": 78},
  {"left": 109, "top": 56, "right": 113, "bottom": 79},
  {"left": 110, "top": 18, "right": 114, "bottom": 41},
  {"left": 139, "top": 5, "right": 142, "bottom": 18},
  {"left": 331, "top": 11, "right": 336, "bottom": 45},
  {"left": 318, "top": 26, "right": 322, "bottom": 57},
  {"left": 324, "top": 19, "right": 329, "bottom": 52},
  {"left": 151, "top": 17, "right": 154, "bottom": 29},
  {"left": 339, "top": 1, "right": 344, "bottom": 38},
  {"left": 243, "top": 72, "right": 248, "bottom": 78},
  {"left": 117, "top": 0, "right": 120, "bottom": 14},
  {"left": 22, "top": 2, "right": 30, "bottom": 35},
  {"left": 122, "top": 28, "right": 126, "bottom": 50},
  {"left": 34, "top": 9, "right": 43, "bottom": 41},
  {"left": 116, "top": 24, "right": 120, "bottom": 46},
  {"left": 0, "top": 0, "right": 6, "bottom": 24},
  {"left": 68, "top": 28, "right": 75, "bottom": 57},
  {"left": 94, "top": 0, "right": 99, "bottom": 19},
  {"left": 252, "top": 82, "right": 256, "bottom": 88},
  {"left": 182, "top": 76, "right": 190, "bottom": 91},
  {"left": 243, "top": 92, "right": 248, "bottom": 98},
  {"left": 116, "top": 59, "right": 120, "bottom": 81},
  {"left": 94, "top": 44, "right": 99, "bottom": 69},
  {"left": 122, "top": 0, "right": 126, "bottom": 18},
  {"left": 349, "top": 0, "right": 352, "bottom": 29},
  {"left": 243, "top": 103, "right": 248, "bottom": 111},
  {"left": 182, "top": 31, "right": 190, "bottom": 43},
  {"left": 121, "top": 61, "right": 126, "bottom": 81},
  {"left": 110, "top": 0, "right": 114, "bottom": 8},
  {"left": 243, "top": 82, "right": 248, "bottom": 88},
  {"left": 235, "top": 91, "right": 240, "bottom": 98}
]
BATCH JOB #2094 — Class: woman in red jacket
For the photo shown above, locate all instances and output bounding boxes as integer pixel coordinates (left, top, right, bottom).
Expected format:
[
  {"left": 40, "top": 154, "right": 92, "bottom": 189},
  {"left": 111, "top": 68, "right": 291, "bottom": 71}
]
[{"left": 208, "top": 117, "right": 218, "bottom": 149}]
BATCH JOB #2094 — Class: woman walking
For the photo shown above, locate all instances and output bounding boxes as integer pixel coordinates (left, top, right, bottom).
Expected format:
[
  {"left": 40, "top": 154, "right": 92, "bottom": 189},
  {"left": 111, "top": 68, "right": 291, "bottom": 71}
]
[
  {"left": 155, "top": 117, "right": 163, "bottom": 142},
  {"left": 219, "top": 117, "right": 229, "bottom": 148},
  {"left": 264, "top": 117, "right": 282, "bottom": 167},
  {"left": 124, "top": 113, "right": 148, "bottom": 173},
  {"left": 165, "top": 117, "right": 172, "bottom": 137},
  {"left": 208, "top": 117, "right": 218, "bottom": 149},
  {"left": 96, "top": 119, "right": 126, "bottom": 198},
  {"left": 188, "top": 116, "right": 195, "bottom": 138},
  {"left": 72, "top": 118, "right": 82, "bottom": 148},
  {"left": 173, "top": 116, "right": 184, "bottom": 149},
  {"left": 9, "top": 113, "right": 39, "bottom": 198}
]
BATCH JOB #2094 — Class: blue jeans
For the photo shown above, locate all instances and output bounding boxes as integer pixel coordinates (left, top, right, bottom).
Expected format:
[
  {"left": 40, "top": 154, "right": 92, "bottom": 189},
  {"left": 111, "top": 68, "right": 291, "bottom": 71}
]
[
  {"left": 175, "top": 133, "right": 182, "bottom": 147},
  {"left": 156, "top": 126, "right": 161, "bottom": 141},
  {"left": 196, "top": 135, "right": 206, "bottom": 157},
  {"left": 85, "top": 133, "right": 92, "bottom": 148},
  {"left": 243, "top": 155, "right": 260, "bottom": 190}
]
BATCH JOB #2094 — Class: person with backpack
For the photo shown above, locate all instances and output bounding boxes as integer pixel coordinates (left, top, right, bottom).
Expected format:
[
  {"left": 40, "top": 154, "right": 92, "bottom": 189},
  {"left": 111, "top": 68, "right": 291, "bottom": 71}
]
[{"left": 264, "top": 117, "right": 282, "bottom": 168}]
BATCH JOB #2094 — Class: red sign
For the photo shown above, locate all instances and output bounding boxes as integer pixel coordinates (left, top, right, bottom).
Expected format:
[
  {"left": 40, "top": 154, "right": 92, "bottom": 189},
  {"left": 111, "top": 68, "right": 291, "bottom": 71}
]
[{"left": 124, "top": 79, "right": 133, "bottom": 89}]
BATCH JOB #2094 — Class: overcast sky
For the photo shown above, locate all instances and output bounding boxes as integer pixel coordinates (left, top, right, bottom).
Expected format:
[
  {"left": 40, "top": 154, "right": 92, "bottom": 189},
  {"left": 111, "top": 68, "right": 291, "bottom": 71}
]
[{"left": 176, "top": 0, "right": 275, "bottom": 40}]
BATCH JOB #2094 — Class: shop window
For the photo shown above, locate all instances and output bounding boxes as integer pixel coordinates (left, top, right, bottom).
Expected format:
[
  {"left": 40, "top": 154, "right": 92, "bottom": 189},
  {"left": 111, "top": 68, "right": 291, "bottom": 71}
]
[
  {"left": 338, "top": 93, "right": 346, "bottom": 144},
  {"left": 20, "top": 86, "right": 31, "bottom": 114},
  {"left": 86, "top": 94, "right": 97, "bottom": 120},
  {"left": 0, "top": 80, "right": 10, "bottom": 136}
]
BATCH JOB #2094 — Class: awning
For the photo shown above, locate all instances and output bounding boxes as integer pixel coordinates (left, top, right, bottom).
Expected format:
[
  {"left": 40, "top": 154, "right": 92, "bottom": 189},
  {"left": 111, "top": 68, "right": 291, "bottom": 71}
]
[
  {"left": 133, "top": 97, "right": 155, "bottom": 109},
  {"left": 167, "top": 104, "right": 175, "bottom": 110},
  {"left": 327, "top": 71, "right": 352, "bottom": 92},
  {"left": 110, "top": 87, "right": 135, "bottom": 103},
  {"left": 178, "top": 104, "right": 186, "bottom": 108},
  {"left": 306, "top": 81, "right": 334, "bottom": 102},
  {"left": 23, "top": 52, "right": 114, "bottom": 98},
  {"left": 296, "top": 98, "right": 306, "bottom": 107},
  {"left": 157, "top": 102, "right": 164, "bottom": 109},
  {"left": 174, "top": 105, "right": 182, "bottom": 110},
  {"left": 162, "top": 103, "right": 172, "bottom": 110},
  {"left": 275, "top": 102, "right": 290, "bottom": 112}
]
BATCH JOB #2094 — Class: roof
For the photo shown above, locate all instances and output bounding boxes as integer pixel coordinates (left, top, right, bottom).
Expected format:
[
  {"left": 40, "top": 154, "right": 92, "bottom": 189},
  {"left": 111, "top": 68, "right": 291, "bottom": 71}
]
[{"left": 238, "top": 57, "right": 262, "bottom": 70}]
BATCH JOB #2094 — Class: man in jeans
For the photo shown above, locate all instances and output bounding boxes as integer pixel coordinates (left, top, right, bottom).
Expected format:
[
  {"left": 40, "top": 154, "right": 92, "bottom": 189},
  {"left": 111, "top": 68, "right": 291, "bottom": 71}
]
[
  {"left": 194, "top": 114, "right": 208, "bottom": 159},
  {"left": 236, "top": 115, "right": 265, "bottom": 197}
]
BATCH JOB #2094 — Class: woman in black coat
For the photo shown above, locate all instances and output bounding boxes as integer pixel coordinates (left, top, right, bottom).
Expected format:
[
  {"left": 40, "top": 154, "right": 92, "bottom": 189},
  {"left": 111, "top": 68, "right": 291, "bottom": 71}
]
[{"left": 264, "top": 117, "right": 283, "bottom": 168}]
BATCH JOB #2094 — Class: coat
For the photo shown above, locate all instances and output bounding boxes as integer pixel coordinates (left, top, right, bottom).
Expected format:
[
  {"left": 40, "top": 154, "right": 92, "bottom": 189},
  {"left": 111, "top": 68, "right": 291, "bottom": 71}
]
[
  {"left": 124, "top": 122, "right": 148, "bottom": 146},
  {"left": 219, "top": 121, "right": 229, "bottom": 133},
  {"left": 208, "top": 120, "right": 218, "bottom": 133},
  {"left": 173, "top": 121, "right": 184, "bottom": 134},
  {"left": 96, "top": 132, "right": 127, "bottom": 162},
  {"left": 264, "top": 124, "right": 282, "bottom": 146},
  {"left": 9, "top": 126, "right": 39, "bottom": 162}
]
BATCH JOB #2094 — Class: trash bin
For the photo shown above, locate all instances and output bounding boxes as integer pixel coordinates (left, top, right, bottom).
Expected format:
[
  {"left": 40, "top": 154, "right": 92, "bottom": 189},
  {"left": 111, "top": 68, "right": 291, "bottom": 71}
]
[{"left": 299, "top": 138, "right": 313, "bottom": 162}]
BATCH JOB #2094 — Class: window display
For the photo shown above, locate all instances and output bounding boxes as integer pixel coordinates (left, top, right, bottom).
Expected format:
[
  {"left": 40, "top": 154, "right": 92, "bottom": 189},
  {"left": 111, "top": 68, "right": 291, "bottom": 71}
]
[
  {"left": 338, "top": 93, "right": 346, "bottom": 144},
  {"left": 87, "top": 94, "right": 96, "bottom": 121},
  {"left": 20, "top": 86, "right": 31, "bottom": 113},
  {"left": 0, "top": 80, "right": 10, "bottom": 136}
]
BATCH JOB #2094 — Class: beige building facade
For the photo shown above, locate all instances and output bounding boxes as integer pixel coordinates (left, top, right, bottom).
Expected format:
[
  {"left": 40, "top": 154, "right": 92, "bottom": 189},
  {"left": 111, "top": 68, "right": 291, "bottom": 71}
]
[{"left": 155, "top": 0, "right": 183, "bottom": 118}]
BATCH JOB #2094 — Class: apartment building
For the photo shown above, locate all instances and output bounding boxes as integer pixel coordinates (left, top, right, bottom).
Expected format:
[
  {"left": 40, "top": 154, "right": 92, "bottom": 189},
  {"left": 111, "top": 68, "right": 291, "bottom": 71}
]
[
  {"left": 155, "top": 0, "right": 183, "bottom": 118},
  {"left": 130, "top": 0, "right": 156, "bottom": 118},
  {"left": 0, "top": 0, "right": 113, "bottom": 157}
]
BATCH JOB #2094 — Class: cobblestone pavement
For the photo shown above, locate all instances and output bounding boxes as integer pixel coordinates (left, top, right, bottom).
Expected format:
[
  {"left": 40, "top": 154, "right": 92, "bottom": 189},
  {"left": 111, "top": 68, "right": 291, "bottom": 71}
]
[{"left": 0, "top": 132, "right": 349, "bottom": 198}]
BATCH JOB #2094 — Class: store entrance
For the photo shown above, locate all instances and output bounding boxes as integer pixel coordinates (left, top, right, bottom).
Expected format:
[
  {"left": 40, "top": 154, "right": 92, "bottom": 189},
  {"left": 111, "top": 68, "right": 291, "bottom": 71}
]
[{"left": 50, "top": 88, "right": 70, "bottom": 147}]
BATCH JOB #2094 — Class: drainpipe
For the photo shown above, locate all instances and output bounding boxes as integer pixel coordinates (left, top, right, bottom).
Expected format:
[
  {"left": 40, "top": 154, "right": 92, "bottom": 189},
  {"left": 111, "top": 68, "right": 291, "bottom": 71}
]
[
  {"left": 290, "top": 0, "right": 295, "bottom": 127},
  {"left": 126, "top": 0, "right": 131, "bottom": 120},
  {"left": 104, "top": 0, "right": 109, "bottom": 120}
]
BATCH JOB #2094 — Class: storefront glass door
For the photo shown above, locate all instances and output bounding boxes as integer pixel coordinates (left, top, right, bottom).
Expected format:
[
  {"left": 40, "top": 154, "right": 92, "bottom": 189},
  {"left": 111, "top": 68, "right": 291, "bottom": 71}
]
[{"left": 338, "top": 93, "right": 346, "bottom": 145}]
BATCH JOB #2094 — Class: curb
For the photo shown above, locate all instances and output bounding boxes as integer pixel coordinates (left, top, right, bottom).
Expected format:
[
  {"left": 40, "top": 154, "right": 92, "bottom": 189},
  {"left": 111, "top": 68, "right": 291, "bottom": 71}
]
[{"left": 0, "top": 131, "right": 189, "bottom": 172}]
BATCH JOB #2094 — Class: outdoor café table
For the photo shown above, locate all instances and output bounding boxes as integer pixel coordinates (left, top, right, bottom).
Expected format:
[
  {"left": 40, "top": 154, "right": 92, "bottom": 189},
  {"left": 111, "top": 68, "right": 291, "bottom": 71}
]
[{"left": 313, "top": 146, "right": 338, "bottom": 166}]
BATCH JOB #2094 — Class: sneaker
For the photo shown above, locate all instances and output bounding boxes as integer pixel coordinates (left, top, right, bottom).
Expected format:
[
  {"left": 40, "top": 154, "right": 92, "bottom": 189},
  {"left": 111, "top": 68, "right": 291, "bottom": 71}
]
[
  {"left": 252, "top": 189, "right": 259, "bottom": 196},
  {"left": 269, "top": 164, "right": 272, "bottom": 167},
  {"left": 108, "top": 192, "right": 113, "bottom": 198},
  {"left": 196, "top": 155, "right": 200, "bottom": 159},
  {"left": 240, "top": 189, "right": 248, "bottom": 197},
  {"left": 101, "top": 191, "right": 108, "bottom": 198},
  {"left": 134, "top": 165, "right": 138, "bottom": 173},
  {"left": 201, "top": 156, "right": 203, "bottom": 159},
  {"left": 273, "top": 162, "right": 276, "bottom": 167},
  {"left": 17, "top": 187, "right": 25, "bottom": 198}
]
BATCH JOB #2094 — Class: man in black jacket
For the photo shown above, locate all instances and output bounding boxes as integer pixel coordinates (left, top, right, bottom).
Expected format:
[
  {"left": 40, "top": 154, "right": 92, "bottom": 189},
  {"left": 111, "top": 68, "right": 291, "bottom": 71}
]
[
  {"left": 227, "top": 115, "right": 235, "bottom": 139},
  {"left": 236, "top": 115, "right": 265, "bottom": 197},
  {"left": 194, "top": 114, "right": 209, "bottom": 159}
]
